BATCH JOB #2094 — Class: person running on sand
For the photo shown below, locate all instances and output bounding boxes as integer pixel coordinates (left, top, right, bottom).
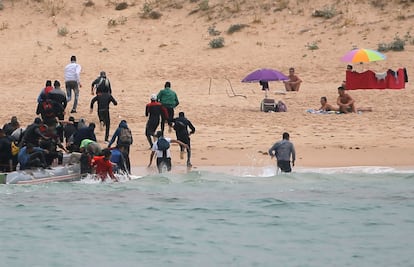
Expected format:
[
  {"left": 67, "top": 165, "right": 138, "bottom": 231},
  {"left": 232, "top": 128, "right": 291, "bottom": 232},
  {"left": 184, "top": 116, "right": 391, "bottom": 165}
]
[
  {"left": 145, "top": 94, "right": 168, "bottom": 149},
  {"left": 283, "top": 67, "right": 302, "bottom": 91},
  {"left": 173, "top": 111, "right": 195, "bottom": 167},
  {"left": 337, "top": 86, "right": 356, "bottom": 113},
  {"left": 91, "top": 71, "right": 112, "bottom": 95},
  {"left": 64, "top": 55, "right": 82, "bottom": 113},
  {"left": 317, "top": 96, "right": 338, "bottom": 112},
  {"left": 148, "top": 131, "right": 188, "bottom": 173},
  {"left": 157, "top": 81, "right": 179, "bottom": 133},
  {"left": 90, "top": 92, "right": 118, "bottom": 142}
]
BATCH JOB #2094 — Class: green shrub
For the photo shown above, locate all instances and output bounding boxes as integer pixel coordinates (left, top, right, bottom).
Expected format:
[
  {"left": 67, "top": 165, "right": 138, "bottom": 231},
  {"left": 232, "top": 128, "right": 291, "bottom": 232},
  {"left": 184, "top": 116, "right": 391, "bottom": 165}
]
[
  {"left": 149, "top": 11, "right": 162, "bottom": 19},
  {"left": 199, "top": 0, "right": 209, "bottom": 11},
  {"left": 312, "top": 5, "right": 337, "bottom": 19},
  {"left": 227, "top": 24, "right": 248, "bottom": 34},
  {"left": 0, "top": 22, "right": 8, "bottom": 30},
  {"left": 389, "top": 36, "right": 405, "bottom": 51},
  {"left": 306, "top": 41, "right": 319, "bottom": 50},
  {"left": 115, "top": 2, "right": 128, "bottom": 10},
  {"left": 142, "top": 2, "right": 152, "bottom": 14},
  {"left": 377, "top": 43, "right": 388, "bottom": 52},
  {"left": 371, "top": 0, "right": 386, "bottom": 9},
  {"left": 209, "top": 37, "right": 224, "bottom": 48},
  {"left": 377, "top": 35, "right": 405, "bottom": 52},
  {"left": 57, "top": 26, "right": 68, "bottom": 36},
  {"left": 208, "top": 25, "right": 221, "bottom": 36},
  {"left": 107, "top": 16, "right": 127, "bottom": 27},
  {"left": 83, "top": 0, "right": 94, "bottom": 7}
]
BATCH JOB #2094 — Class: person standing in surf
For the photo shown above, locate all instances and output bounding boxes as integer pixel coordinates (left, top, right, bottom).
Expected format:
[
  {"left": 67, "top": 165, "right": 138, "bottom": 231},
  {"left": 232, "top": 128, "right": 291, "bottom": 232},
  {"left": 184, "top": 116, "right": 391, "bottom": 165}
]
[
  {"left": 268, "top": 132, "right": 296, "bottom": 173},
  {"left": 91, "top": 148, "right": 118, "bottom": 182},
  {"left": 148, "top": 131, "right": 188, "bottom": 173}
]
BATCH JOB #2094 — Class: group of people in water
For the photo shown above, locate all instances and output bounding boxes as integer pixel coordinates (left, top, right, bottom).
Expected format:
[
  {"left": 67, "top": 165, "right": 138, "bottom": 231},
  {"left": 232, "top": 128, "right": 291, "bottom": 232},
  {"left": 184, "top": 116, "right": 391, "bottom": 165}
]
[{"left": 0, "top": 56, "right": 197, "bottom": 180}]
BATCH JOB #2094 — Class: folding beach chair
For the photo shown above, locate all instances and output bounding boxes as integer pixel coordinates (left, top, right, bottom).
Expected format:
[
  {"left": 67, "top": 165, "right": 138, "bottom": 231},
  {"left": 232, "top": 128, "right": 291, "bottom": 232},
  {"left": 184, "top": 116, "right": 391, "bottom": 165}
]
[{"left": 260, "top": 98, "right": 276, "bottom": 112}]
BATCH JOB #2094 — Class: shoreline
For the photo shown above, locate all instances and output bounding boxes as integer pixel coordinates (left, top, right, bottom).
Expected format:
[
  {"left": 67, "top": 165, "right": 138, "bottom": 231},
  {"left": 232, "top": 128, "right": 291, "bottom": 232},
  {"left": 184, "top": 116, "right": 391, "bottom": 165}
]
[
  {"left": 131, "top": 164, "right": 414, "bottom": 177},
  {"left": 129, "top": 145, "right": 414, "bottom": 171}
]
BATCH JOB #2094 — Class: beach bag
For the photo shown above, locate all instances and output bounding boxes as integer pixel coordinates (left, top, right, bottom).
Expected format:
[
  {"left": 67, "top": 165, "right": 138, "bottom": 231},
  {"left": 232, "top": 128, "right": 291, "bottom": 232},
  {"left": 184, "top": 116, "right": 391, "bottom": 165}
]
[
  {"left": 119, "top": 128, "right": 132, "bottom": 144},
  {"left": 275, "top": 101, "right": 287, "bottom": 112},
  {"left": 157, "top": 137, "right": 170, "bottom": 151}
]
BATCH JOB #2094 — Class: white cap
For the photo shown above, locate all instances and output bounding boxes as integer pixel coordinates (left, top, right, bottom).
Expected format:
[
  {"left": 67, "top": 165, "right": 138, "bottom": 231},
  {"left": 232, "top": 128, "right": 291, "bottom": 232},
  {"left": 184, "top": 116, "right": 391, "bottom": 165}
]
[{"left": 150, "top": 94, "right": 157, "bottom": 100}]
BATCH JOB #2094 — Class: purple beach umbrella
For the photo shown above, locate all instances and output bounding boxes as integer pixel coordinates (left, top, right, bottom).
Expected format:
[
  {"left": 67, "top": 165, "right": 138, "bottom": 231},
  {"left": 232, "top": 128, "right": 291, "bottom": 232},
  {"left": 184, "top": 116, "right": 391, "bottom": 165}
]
[{"left": 241, "top": 68, "right": 288, "bottom": 83}]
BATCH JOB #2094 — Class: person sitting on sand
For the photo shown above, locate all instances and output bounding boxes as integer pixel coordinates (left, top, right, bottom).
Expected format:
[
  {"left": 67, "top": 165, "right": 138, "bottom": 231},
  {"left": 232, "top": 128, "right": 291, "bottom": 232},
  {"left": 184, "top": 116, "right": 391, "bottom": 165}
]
[
  {"left": 337, "top": 86, "right": 356, "bottom": 113},
  {"left": 283, "top": 67, "right": 302, "bottom": 91},
  {"left": 318, "top": 96, "right": 338, "bottom": 112}
]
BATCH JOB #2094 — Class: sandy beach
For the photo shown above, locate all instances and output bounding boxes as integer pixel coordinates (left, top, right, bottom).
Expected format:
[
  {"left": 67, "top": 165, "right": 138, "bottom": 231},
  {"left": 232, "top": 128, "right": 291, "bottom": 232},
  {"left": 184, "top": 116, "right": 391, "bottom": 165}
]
[{"left": 1, "top": 0, "right": 413, "bottom": 170}]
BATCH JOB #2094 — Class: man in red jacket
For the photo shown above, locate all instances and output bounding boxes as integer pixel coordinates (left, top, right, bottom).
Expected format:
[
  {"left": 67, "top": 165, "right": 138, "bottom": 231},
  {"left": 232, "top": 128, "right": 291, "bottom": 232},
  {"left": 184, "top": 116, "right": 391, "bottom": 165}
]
[
  {"left": 91, "top": 148, "right": 118, "bottom": 182},
  {"left": 145, "top": 94, "right": 168, "bottom": 148}
]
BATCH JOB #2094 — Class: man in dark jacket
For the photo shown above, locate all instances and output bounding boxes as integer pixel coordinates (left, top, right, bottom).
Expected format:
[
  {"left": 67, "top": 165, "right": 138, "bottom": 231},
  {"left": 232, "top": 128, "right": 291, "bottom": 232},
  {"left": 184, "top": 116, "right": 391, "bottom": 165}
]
[
  {"left": 90, "top": 92, "right": 118, "bottom": 142},
  {"left": 20, "top": 118, "right": 49, "bottom": 147},
  {"left": 108, "top": 120, "right": 132, "bottom": 173},
  {"left": 3, "top": 116, "right": 20, "bottom": 136},
  {"left": 48, "top": 80, "right": 67, "bottom": 120},
  {"left": 173, "top": 112, "right": 195, "bottom": 167},
  {"left": 0, "top": 128, "right": 13, "bottom": 172},
  {"left": 73, "top": 122, "right": 97, "bottom": 152},
  {"left": 91, "top": 71, "right": 112, "bottom": 95}
]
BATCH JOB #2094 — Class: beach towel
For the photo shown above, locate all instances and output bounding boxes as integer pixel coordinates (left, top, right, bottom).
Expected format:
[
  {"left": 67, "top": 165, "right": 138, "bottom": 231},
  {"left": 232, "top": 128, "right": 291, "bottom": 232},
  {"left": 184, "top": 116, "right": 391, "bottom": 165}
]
[
  {"left": 306, "top": 109, "right": 339, "bottom": 114},
  {"left": 345, "top": 68, "right": 406, "bottom": 90}
]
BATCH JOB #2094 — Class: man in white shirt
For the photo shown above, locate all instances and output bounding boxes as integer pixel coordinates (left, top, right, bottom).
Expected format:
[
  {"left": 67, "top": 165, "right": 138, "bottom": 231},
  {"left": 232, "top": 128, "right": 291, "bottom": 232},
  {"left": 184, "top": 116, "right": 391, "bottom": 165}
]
[
  {"left": 148, "top": 131, "right": 188, "bottom": 173},
  {"left": 64, "top": 55, "right": 82, "bottom": 113}
]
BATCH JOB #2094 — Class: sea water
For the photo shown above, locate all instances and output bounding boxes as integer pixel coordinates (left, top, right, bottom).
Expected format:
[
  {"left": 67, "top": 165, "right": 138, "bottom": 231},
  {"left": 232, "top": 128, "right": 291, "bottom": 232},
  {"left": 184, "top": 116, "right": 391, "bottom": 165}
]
[{"left": 1, "top": 166, "right": 413, "bottom": 267}]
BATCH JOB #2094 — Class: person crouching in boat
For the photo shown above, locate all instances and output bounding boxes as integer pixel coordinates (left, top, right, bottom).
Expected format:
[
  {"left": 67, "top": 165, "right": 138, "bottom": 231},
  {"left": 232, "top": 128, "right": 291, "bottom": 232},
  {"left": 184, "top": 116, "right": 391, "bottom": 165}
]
[
  {"left": 17, "top": 143, "right": 49, "bottom": 170},
  {"left": 91, "top": 148, "right": 118, "bottom": 182}
]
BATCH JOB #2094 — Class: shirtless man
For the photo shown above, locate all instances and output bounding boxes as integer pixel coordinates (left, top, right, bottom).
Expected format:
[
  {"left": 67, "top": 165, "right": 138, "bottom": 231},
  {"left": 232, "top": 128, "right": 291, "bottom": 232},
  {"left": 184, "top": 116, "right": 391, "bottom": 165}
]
[
  {"left": 283, "top": 67, "right": 302, "bottom": 91},
  {"left": 337, "top": 86, "right": 356, "bottom": 113},
  {"left": 318, "top": 96, "right": 338, "bottom": 112}
]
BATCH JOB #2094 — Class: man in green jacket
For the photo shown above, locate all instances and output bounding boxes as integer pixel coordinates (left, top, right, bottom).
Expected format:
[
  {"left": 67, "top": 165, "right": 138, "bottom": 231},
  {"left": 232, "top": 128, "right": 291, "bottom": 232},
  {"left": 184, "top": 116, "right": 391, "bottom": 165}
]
[{"left": 157, "top": 81, "right": 179, "bottom": 133}]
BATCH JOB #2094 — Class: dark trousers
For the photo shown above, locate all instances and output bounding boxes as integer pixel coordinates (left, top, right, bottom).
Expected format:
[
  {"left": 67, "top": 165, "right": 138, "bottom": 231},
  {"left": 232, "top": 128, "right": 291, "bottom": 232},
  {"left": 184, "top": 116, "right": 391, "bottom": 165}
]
[
  {"left": 161, "top": 107, "right": 174, "bottom": 133},
  {"left": 277, "top": 160, "right": 292, "bottom": 173},
  {"left": 123, "top": 145, "right": 131, "bottom": 174},
  {"left": 145, "top": 119, "right": 160, "bottom": 148},
  {"left": 0, "top": 160, "right": 12, "bottom": 172},
  {"left": 177, "top": 135, "right": 191, "bottom": 164},
  {"left": 45, "top": 151, "right": 63, "bottom": 166},
  {"left": 98, "top": 110, "right": 110, "bottom": 141}
]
